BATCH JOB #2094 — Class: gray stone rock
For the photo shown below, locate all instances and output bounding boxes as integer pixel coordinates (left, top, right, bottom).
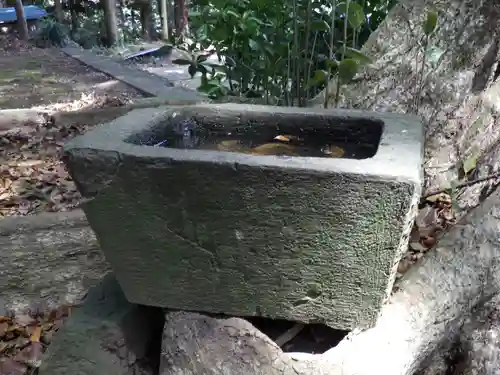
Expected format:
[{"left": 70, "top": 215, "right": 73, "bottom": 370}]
[
  {"left": 39, "top": 274, "right": 164, "bottom": 375},
  {"left": 63, "top": 103, "right": 424, "bottom": 330},
  {"left": 160, "top": 311, "right": 285, "bottom": 375},
  {"left": 0, "top": 210, "right": 109, "bottom": 312}
]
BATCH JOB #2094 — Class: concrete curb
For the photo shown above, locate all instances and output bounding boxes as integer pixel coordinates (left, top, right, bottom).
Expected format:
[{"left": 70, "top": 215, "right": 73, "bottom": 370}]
[{"left": 61, "top": 46, "right": 204, "bottom": 102}]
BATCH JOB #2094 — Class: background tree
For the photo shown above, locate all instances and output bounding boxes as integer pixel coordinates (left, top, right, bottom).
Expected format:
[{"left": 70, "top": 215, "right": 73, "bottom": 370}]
[
  {"left": 54, "top": 0, "right": 63, "bottom": 23},
  {"left": 158, "top": 0, "right": 169, "bottom": 40},
  {"left": 102, "top": 0, "right": 119, "bottom": 46},
  {"left": 139, "top": 0, "right": 154, "bottom": 40},
  {"left": 14, "top": 0, "right": 29, "bottom": 40},
  {"left": 173, "top": 0, "right": 187, "bottom": 36}
]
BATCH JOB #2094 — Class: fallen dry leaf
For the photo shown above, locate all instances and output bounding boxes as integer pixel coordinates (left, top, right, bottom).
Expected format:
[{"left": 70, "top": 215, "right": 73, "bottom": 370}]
[
  {"left": 397, "top": 191, "right": 458, "bottom": 278},
  {"left": 29, "top": 328, "right": 41, "bottom": 343},
  {"left": 12, "top": 316, "right": 34, "bottom": 329},
  {"left": 0, "top": 34, "right": 143, "bottom": 219},
  {"left": 14, "top": 342, "right": 42, "bottom": 369}
]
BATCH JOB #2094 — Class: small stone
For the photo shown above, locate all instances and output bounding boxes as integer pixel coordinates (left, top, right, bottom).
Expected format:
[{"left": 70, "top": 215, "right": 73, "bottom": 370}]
[{"left": 397, "top": 259, "right": 412, "bottom": 274}]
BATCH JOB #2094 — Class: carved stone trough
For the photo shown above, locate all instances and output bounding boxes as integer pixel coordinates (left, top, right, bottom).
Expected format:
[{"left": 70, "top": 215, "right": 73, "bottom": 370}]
[{"left": 63, "top": 103, "right": 424, "bottom": 330}]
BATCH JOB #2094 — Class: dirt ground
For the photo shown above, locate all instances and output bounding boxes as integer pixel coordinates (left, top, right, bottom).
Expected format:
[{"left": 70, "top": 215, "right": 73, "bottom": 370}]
[
  {"left": 0, "top": 34, "right": 148, "bottom": 374},
  {"left": 0, "top": 36, "right": 145, "bottom": 218}
]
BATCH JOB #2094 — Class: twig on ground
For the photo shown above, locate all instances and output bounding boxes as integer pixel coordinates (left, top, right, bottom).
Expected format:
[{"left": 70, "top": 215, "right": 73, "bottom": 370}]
[
  {"left": 421, "top": 171, "right": 500, "bottom": 201},
  {"left": 274, "top": 323, "right": 305, "bottom": 347}
]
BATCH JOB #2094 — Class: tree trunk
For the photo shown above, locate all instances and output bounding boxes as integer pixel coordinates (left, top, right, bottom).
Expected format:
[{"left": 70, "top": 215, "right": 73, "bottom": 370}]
[
  {"left": 312, "top": 0, "right": 500, "bottom": 214},
  {"left": 158, "top": 0, "right": 169, "bottom": 40},
  {"left": 173, "top": 0, "right": 187, "bottom": 37},
  {"left": 14, "top": 0, "right": 28, "bottom": 41},
  {"left": 102, "top": 0, "right": 119, "bottom": 46},
  {"left": 68, "top": 0, "right": 79, "bottom": 33},
  {"left": 54, "top": 0, "right": 63, "bottom": 23},
  {"left": 140, "top": 1, "right": 153, "bottom": 41},
  {"left": 131, "top": 7, "right": 136, "bottom": 29},
  {"left": 117, "top": 0, "right": 126, "bottom": 31}
]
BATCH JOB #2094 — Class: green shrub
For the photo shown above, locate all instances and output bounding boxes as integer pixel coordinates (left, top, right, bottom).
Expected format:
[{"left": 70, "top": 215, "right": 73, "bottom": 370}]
[{"left": 33, "top": 17, "right": 69, "bottom": 47}]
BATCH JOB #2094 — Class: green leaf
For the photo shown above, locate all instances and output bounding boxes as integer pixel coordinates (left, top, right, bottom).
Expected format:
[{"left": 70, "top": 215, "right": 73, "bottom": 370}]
[
  {"left": 248, "top": 16, "right": 264, "bottom": 25},
  {"left": 188, "top": 64, "right": 198, "bottom": 78},
  {"left": 249, "top": 39, "right": 259, "bottom": 50},
  {"left": 325, "top": 58, "right": 339, "bottom": 70},
  {"left": 338, "top": 58, "right": 359, "bottom": 84},
  {"left": 172, "top": 58, "right": 194, "bottom": 66},
  {"left": 195, "top": 24, "right": 209, "bottom": 39},
  {"left": 309, "top": 70, "right": 329, "bottom": 88},
  {"left": 196, "top": 54, "right": 210, "bottom": 63},
  {"left": 337, "top": 2, "right": 366, "bottom": 29},
  {"left": 425, "top": 46, "right": 445, "bottom": 66},
  {"left": 311, "top": 20, "right": 330, "bottom": 31},
  {"left": 225, "top": 10, "right": 240, "bottom": 19},
  {"left": 423, "top": 10, "right": 438, "bottom": 36},
  {"left": 197, "top": 82, "right": 219, "bottom": 92},
  {"left": 463, "top": 150, "right": 479, "bottom": 175},
  {"left": 343, "top": 47, "right": 373, "bottom": 65},
  {"left": 225, "top": 56, "right": 237, "bottom": 67}
]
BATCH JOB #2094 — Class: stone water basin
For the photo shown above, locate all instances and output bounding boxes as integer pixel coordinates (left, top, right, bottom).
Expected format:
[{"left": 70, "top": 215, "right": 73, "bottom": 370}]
[{"left": 63, "top": 103, "right": 424, "bottom": 330}]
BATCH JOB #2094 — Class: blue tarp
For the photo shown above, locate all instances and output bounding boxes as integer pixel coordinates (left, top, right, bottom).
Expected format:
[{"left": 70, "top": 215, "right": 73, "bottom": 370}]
[{"left": 0, "top": 5, "right": 47, "bottom": 24}]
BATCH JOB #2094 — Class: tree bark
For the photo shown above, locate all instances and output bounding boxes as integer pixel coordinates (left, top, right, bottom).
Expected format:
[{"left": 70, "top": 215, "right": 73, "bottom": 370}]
[
  {"left": 68, "top": 0, "right": 79, "bottom": 33},
  {"left": 14, "top": 0, "right": 28, "bottom": 41},
  {"left": 102, "top": 0, "right": 119, "bottom": 46},
  {"left": 54, "top": 0, "right": 64, "bottom": 23},
  {"left": 158, "top": 0, "right": 169, "bottom": 40},
  {"left": 140, "top": 1, "right": 153, "bottom": 41},
  {"left": 312, "top": 0, "right": 500, "bottom": 213},
  {"left": 117, "top": 0, "right": 126, "bottom": 31},
  {"left": 173, "top": 0, "right": 187, "bottom": 37}
]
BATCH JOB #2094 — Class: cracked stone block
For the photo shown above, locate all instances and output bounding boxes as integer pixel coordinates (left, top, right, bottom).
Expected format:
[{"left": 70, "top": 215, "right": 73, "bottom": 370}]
[
  {"left": 38, "top": 274, "right": 164, "bottom": 375},
  {"left": 63, "top": 103, "right": 424, "bottom": 330}
]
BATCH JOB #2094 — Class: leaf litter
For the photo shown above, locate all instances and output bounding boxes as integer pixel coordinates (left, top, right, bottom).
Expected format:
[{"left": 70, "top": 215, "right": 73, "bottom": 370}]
[
  {"left": 0, "top": 35, "right": 145, "bottom": 373},
  {"left": 0, "top": 37, "right": 144, "bottom": 218},
  {"left": 0, "top": 305, "right": 72, "bottom": 375},
  {"left": 396, "top": 192, "right": 456, "bottom": 278}
]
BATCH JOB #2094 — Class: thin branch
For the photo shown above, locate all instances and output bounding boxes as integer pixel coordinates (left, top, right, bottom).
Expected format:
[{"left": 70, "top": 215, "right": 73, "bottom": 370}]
[{"left": 421, "top": 171, "right": 500, "bottom": 201}]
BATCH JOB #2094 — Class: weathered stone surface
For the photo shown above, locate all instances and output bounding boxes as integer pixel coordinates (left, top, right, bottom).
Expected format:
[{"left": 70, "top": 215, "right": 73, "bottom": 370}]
[
  {"left": 160, "top": 185, "right": 500, "bottom": 375},
  {"left": 63, "top": 103, "right": 424, "bottom": 330},
  {"left": 160, "top": 311, "right": 285, "bottom": 375},
  {"left": 0, "top": 210, "right": 110, "bottom": 312},
  {"left": 39, "top": 274, "right": 164, "bottom": 375}
]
